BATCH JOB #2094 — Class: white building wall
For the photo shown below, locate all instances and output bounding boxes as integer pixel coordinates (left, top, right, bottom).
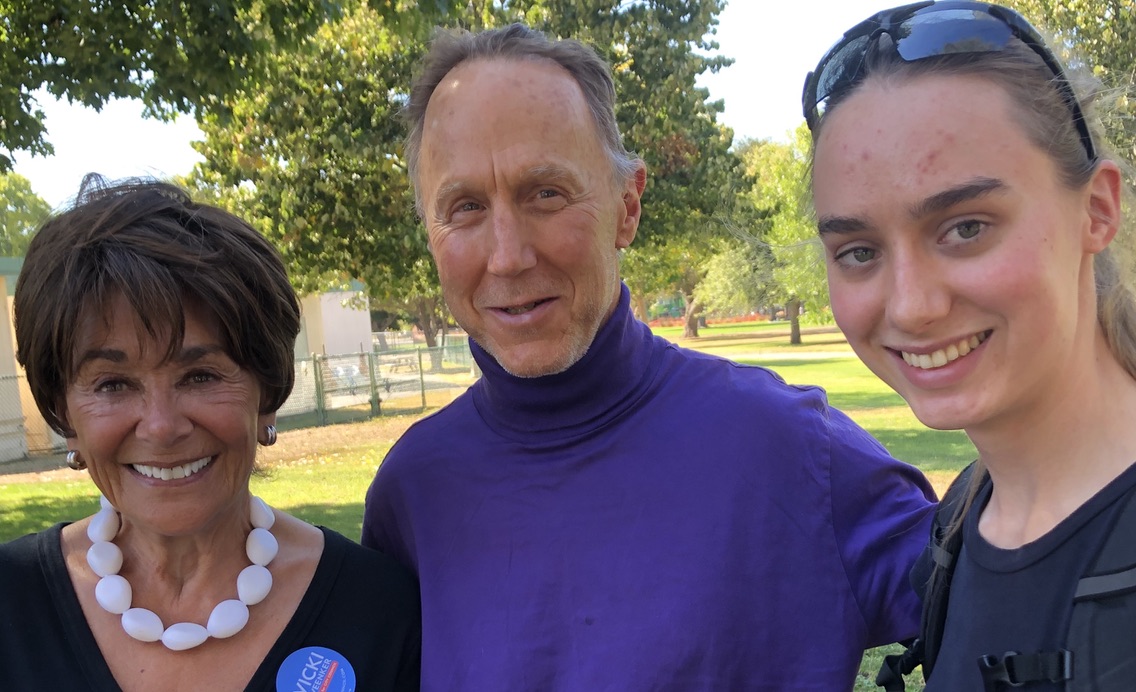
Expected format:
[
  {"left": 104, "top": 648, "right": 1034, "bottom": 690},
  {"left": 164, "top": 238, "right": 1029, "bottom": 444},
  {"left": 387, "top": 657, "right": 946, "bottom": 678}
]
[{"left": 315, "top": 291, "right": 372, "bottom": 356}]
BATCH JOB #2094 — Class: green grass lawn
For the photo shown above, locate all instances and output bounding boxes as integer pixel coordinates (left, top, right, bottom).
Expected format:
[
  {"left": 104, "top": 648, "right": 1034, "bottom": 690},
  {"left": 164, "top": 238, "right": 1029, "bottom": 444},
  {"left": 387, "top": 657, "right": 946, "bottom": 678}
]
[{"left": 1, "top": 326, "right": 952, "bottom": 690}]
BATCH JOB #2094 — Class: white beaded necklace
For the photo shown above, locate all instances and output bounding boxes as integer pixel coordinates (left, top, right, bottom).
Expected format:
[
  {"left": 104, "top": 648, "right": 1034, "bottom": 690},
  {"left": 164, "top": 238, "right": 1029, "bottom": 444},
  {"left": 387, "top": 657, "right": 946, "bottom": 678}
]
[{"left": 85, "top": 494, "right": 278, "bottom": 651}]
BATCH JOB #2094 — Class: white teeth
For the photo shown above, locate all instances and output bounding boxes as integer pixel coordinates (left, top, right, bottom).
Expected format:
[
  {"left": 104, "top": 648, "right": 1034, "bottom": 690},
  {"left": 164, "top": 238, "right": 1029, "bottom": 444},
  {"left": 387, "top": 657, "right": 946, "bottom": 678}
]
[
  {"left": 503, "top": 301, "right": 538, "bottom": 315},
  {"left": 902, "top": 332, "right": 989, "bottom": 370},
  {"left": 133, "top": 457, "right": 212, "bottom": 481}
]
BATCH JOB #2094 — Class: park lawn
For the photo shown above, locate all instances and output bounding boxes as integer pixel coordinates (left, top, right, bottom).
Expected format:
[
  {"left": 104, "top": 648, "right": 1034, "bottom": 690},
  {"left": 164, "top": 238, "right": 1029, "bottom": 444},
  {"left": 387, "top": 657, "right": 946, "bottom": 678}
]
[{"left": 651, "top": 319, "right": 789, "bottom": 340}]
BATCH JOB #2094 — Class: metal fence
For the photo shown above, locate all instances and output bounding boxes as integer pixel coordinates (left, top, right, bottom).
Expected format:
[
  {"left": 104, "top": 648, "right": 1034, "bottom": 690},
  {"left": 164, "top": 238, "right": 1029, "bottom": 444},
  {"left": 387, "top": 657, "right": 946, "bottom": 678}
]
[
  {"left": 278, "top": 343, "right": 479, "bottom": 427},
  {"left": 9, "top": 373, "right": 66, "bottom": 457}
]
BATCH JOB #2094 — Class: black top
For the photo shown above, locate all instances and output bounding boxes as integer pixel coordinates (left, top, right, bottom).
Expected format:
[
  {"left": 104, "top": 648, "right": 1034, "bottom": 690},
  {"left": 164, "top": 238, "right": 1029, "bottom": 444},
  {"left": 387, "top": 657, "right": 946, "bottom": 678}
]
[
  {"left": 0, "top": 523, "right": 421, "bottom": 691},
  {"left": 927, "top": 462, "right": 1136, "bottom": 691}
]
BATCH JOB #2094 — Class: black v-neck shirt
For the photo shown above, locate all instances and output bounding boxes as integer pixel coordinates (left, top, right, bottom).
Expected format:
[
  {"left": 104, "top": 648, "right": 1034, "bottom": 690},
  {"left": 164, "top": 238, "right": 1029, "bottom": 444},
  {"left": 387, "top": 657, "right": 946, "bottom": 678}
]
[{"left": 0, "top": 524, "right": 420, "bottom": 690}]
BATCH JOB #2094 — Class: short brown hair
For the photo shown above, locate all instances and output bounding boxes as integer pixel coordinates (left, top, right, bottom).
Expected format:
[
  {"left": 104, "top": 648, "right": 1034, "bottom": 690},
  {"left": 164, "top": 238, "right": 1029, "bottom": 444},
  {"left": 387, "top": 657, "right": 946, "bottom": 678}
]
[{"left": 15, "top": 176, "right": 301, "bottom": 435}]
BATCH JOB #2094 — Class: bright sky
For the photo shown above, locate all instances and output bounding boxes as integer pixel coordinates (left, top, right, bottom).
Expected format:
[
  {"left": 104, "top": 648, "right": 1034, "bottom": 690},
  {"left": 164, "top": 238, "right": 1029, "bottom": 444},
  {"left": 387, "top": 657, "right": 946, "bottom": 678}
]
[{"left": 13, "top": 0, "right": 886, "bottom": 209}]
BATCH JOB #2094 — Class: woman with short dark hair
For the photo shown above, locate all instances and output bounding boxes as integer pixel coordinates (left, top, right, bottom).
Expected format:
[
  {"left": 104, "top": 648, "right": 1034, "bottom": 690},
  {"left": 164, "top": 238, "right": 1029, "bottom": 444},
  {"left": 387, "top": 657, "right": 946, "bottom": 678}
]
[{"left": 2, "top": 177, "right": 421, "bottom": 690}]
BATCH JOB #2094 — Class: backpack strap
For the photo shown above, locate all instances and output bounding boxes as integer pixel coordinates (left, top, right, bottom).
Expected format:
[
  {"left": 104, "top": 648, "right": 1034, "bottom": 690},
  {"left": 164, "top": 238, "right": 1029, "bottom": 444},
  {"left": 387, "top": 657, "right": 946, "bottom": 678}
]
[
  {"left": 1065, "top": 482, "right": 1136, "bottom": 692},
  {"left": 876, "top": 461, "right": 979, "bottom": 691},
  {"left": 976, "top": 650, "right": 1073, "bottom": 691}
]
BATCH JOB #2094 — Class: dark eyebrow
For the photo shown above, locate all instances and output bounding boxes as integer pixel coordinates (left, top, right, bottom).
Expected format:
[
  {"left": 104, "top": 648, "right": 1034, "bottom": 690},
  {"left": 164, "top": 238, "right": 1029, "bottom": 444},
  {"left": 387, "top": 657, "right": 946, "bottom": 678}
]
[
  {"left": 817, "top": 215, "right": 872, "bottom": 237},
  {"left": 176, "top": 345, "right": 226, "bottom": 364},
  {"left": 817, "top": 177, "right": 1007, "bottom": 237},
  {"left": 909, "top": 177, "right": 1006, "bottom": 219},
  {"left": 74, "top": 344, "right": 225, "bottom": 370},
  {"left": 75, "top": 349, "right": 126, "bottom": 369}
]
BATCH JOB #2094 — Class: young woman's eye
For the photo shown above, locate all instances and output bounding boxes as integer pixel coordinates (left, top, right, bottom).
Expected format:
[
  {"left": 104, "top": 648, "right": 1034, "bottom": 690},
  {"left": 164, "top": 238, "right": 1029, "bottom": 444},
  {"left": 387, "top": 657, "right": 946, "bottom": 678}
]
[
  {"left": 834, "top": 246, "right": 878, "bottom": 267},
  {"left": 946, "top": 220, "right": 985, "bottom": 243}
]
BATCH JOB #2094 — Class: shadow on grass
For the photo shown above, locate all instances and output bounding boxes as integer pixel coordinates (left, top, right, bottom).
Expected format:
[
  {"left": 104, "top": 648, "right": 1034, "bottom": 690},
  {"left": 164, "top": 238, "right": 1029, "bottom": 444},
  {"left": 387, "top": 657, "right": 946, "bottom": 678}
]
[
  {"left": 278, "top": 408, "right": 380, "bottom": 432},
  {"left": 287, "top": 502, "right": 366, "bottom": 543},
  {"left": 0, "top": 493, "right": 100, "bottom": 542},
  {"left": 825, "top": 389, "right": 910, "bottom": 410},
  {"left": 679, "top": 326, "right": 842, "bottom": 345},
  {"left": 870, "top": 427, "right": 975, "bottom": 474},
  {"left": 741, "top": 357, "right": 852, "bottom": 369}
]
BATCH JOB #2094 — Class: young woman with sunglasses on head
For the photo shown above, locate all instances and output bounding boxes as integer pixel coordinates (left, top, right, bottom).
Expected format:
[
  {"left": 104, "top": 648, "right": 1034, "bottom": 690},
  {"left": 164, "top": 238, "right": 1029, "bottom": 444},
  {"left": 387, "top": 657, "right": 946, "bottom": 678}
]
[{"left": 805, "top": 1, "right": 1136, "bottom": 690}]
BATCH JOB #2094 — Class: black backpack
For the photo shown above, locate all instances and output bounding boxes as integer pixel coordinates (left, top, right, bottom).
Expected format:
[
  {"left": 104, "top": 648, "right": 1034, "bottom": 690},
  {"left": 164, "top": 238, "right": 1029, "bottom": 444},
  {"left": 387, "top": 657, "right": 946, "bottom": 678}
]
[{"left": 877, "top": 461, "right": 1136, "bottom": 692}]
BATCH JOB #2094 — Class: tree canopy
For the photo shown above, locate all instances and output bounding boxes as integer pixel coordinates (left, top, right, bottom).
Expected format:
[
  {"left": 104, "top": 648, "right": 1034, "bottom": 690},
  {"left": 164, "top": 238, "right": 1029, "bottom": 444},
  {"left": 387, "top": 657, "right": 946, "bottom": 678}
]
[
  {"left": 0, "top": 0, "right": 342, "bottom": 170},
  {"left": 0, "top": 172, "right": 51, "bottom": 256},
  {"left": 1008, "top": 0, "right": 1136, "bottom": 160}
]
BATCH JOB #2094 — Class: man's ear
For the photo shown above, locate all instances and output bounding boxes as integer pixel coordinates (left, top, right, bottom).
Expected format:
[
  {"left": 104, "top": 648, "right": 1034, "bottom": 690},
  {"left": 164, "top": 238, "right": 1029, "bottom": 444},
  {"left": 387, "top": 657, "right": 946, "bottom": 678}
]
[
  {"left": 1083, "top": 160, "right": 1122, "bottom": 255},
  {"left": 616, "top": 162, "right": 648, "bottom": 249}
]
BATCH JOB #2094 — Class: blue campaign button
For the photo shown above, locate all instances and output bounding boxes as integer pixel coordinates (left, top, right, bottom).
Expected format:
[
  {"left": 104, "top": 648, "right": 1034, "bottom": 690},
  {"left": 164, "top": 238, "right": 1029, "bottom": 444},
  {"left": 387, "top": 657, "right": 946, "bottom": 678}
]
[{"left": 276, "top": 646, "right": 356, "bottom": 692}]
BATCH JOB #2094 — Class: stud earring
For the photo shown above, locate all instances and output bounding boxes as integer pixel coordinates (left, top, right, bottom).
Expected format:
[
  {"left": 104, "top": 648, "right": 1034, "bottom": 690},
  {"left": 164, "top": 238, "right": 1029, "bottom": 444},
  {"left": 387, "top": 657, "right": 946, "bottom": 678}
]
[{"left": 66, "top": 450, "right": 86, "bottom": 470}]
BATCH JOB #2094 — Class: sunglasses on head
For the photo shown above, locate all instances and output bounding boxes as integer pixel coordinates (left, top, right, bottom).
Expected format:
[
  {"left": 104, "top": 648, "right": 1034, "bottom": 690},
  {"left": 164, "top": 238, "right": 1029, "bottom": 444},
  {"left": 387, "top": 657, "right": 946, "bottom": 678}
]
[{"left": 801, "top": 0, "right": 1096, "bottom": 163}]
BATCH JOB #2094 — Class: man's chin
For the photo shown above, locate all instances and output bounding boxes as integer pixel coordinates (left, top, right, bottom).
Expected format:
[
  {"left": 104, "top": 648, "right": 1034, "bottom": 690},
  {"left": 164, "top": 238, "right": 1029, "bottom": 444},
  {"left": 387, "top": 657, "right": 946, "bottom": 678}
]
[{"left": 491, "top": 342, "right": 588, "bottom": 379}]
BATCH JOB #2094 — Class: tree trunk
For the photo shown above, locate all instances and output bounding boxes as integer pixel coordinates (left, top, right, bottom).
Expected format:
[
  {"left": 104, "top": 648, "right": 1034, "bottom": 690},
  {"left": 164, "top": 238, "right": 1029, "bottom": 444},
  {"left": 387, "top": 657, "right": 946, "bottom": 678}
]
[
  {"left": 410, "top": 301, "right": 445, "bottom": 370},
  {"left": 631, "top": 292, "right": 649, "bottom": 323},
  {"left": 787, "top": 297, "right": 802, "bottom": 345},
  {"left": 682, "top": 297, "right": 702, "bottom": 338}
]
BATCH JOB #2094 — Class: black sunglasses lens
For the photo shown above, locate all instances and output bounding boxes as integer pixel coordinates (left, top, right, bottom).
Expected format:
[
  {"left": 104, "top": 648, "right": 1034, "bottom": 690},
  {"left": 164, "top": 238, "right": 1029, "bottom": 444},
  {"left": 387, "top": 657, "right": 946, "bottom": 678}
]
[
  {"left": 895, "top": 10, "right": 1013, "bottom": 60},
  {"left": 814, "top": 34, "right": 874, "bottom": 106}
]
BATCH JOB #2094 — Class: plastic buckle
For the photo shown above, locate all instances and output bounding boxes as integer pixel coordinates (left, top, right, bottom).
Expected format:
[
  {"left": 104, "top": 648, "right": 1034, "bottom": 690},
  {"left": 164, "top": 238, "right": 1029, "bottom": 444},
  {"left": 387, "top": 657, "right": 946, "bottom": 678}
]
[{"left": 978, "top": 651, "right": 1025, "bottom": 688}]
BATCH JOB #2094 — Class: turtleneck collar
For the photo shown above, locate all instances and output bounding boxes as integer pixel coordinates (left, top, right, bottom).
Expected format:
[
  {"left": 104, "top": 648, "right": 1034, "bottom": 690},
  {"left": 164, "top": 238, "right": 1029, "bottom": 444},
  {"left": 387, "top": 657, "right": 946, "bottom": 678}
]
[{"left": 469, "top": 283, "right": 663, "bottom": 441}]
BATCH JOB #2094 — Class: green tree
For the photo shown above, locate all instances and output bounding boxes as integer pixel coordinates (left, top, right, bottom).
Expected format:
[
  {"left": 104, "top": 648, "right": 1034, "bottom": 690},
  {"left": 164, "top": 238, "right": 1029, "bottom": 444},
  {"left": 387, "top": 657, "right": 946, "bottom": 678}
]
[
  {"left": 1007, "top": 0, "right": 1136, "bottom": 160},
  {"left": 739, "top": 128, "right": 830, "bottom": 345},
  {"left": 0, "top": 172, "right": 51, "bottom": 256},
  {"left": 190, "top": 4, "right": 450, "bottom": 341},
  {"left": 694, "top": 237, "right": 775, "bottom": 318},
  {"left": 0, "top": 0, "right": 348, "bottom": 170}
]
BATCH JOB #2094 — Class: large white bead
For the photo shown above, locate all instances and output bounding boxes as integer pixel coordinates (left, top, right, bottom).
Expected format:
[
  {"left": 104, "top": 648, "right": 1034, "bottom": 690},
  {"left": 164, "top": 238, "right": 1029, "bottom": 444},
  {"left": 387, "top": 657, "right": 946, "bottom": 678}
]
[
  {"left": 99, "top": 495, "right": 114, "bottom": 511},
  {"left": 162, "top": 622, "right": 209, "bottom": 651},
  {"left": 250, "top": 496, "right": 275, "bottom": 530},
  {"left": 246, "top": 527, "right": 278, "bottom": 566},
  {"left": 122, "top": 608, "right": 164, "bottom": 642},
  {"left": 207, "top": 599, "right": 249, "bottom": 638},
  {"left": 95, "top": 575, "right": 132, "bottom": 614},
  {"left": 87, "top": 541, "right": 123, "bottom": 577},
  {"left": 87, "top": 509, "right": 120, "bottom": 543},
  {"left": 237, "top": 564, "right": 273, "bottom": 605}
]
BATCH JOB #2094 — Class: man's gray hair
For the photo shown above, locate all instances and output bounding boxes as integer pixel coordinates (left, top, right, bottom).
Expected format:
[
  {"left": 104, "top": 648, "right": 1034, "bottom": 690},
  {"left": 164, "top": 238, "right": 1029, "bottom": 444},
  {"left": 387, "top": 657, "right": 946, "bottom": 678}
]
[{"left": 402, "top": 23, "right": 641, "bottom": 212}]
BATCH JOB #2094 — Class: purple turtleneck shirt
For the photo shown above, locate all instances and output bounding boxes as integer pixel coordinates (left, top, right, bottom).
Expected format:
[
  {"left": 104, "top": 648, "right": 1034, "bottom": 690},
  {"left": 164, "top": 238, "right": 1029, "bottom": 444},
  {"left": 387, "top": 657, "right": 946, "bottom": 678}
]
[{"left": 363, "top": 285, "right": 935, "bottom": 691}]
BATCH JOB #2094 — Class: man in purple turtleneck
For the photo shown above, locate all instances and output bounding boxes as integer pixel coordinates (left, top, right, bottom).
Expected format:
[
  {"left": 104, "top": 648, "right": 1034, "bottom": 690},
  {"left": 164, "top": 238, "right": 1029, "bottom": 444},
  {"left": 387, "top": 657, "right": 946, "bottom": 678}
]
[{"left": 362, "top": 23, "right": 936, "bottom": 691}]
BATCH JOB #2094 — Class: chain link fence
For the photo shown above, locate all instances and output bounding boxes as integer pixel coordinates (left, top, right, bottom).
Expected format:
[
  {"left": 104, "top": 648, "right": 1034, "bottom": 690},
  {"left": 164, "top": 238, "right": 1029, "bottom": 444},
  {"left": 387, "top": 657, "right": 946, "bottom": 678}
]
[
  {"left": 278, "top": 343, "right": 479, "bottom": 428},
  {"left": 11, "top": 373, "right": 66, "bottom": 458}
]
